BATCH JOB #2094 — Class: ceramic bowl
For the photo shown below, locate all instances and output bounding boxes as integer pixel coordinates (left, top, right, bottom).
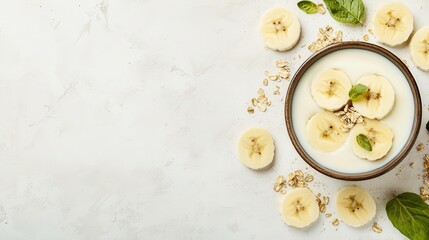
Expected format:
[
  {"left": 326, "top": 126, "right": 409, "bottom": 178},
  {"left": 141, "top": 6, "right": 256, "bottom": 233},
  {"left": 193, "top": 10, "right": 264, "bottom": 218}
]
[{"left": 284, "top": 41, "right": 422, "bottom": 181}]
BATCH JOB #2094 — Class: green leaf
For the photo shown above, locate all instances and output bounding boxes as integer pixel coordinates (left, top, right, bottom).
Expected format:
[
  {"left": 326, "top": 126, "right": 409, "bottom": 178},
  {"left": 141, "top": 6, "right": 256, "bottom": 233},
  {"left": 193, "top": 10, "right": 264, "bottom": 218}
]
[
  {"left": 323, "top": 0, "right": 365, "bottom": 24},
  {"left": 386, "top": 192, "right": 429, "bottom": 240},
  {"left": 356, "top": 134, "right": 372, "bottom": 151},
  {"left": 349, "top": 83, "right": 368, "bottom": 100},
  {"left": 297, "top": 1, "right": 318, "bottom": 14}
]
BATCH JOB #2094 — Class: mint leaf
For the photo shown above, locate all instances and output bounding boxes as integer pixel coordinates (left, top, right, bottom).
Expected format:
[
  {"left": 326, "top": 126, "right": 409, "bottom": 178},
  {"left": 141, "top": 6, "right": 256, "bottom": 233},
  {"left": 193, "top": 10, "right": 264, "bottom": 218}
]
[
  {"left": 386, "top": 192, "right": 429, "bottom": 240},
  {"left": 323, "top": 0, "right": 365, "bottom": 25},
  {"left": 349, "top": 83, "right": 368, "bottom": 100},
  {"left": 297, "top": 1, "right": 318, "bottom": 14},
  {"left": 356, "top": 134, "right": 372, "bottom": 151}
]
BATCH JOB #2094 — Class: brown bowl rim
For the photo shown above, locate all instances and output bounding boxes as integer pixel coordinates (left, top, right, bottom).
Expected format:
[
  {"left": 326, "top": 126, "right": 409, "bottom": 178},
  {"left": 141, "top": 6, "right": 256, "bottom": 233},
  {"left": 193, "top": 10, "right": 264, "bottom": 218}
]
[{"left": 284, "top": 41, "right": 422, "bottom": 181}]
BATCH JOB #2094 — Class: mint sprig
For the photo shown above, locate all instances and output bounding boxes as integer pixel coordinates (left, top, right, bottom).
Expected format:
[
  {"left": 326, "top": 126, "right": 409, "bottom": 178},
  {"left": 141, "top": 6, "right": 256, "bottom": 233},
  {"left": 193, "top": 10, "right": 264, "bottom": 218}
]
[
  {"left": 349, "top": 83, "right": 368, "bottom": 100},
  {"left": 386, "top": 192, "right": 429, "bottom": 240},
  {"left": 356, "top": 134, "right": 372, "bottom": 151}
]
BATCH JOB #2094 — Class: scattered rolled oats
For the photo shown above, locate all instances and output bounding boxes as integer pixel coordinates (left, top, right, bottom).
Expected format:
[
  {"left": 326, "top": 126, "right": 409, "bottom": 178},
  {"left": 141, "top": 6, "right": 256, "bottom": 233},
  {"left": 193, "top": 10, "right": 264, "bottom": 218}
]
[
  {"left": 317, "top": 4, "right": 326, "bottom": 14},
  {"left": 416, "top": 143, "right": 425, "bottom": 151},
  {"left": 263, "top": 79, "right": 268, "bottom": 86},
  {"left": 410, "top": 162, "right": 415, "bottom": 168},
  {"left": 319, "top": 204, "right": 326, "bottom": 213},
  {"left": 363, "top": 34, "right": 369, "bottom": 41},
  {"left": 316, "top": 193, "right": 329, "bottom": 213},
  {"left": 273, "top": 183, "right": 282, "bottom": 192},
  {"left": 308, "top": 25, "right": 343, "bottom": 52},
  {"left": 424, "top": 177, "right": 429, "bottom": 187},
  {"left": 304, "top": 173, "right": 314, "bottom": 183},
  {"left": 332, "top": 218, "right": 339, "bottom": 226},
  {"left": 251, "top": 98, "right": 258, "bottom": 106},
  {"left": 268, "top": 74, "right": 278, "bottom": 81},
  {"left": 275, "top": 60, "right": 287, "bottom": 68},
  {"left": 335, "top": 105, "right": 364, "bottom": 132},
  {"left": 276, "top": 175, "right": 286, "bottom": 185},
  {"left": 258, "top": 104, "right": 267, "bottom": 112},
  {"left": 246, "top": 59, "right": 291, "bottom": 113},
  {"left": 420, "top": 187, "right": 429, "bottom": 196},
  {"left": 372, "top": 222, "right": 383, "bottom": 233},
  {"left": 249, "top": 89, "right": 271, "bottom": 113},
  {"left": 273, "top": 85, "right": 281, "bottom": 95},
  {"left": 286, "top": 170, "right": 313, "bottom": 188},
  {"left": 323, "top": 196, "right": 329, "bottom": 205},
  {"left": 278, "top": 69, "right": 290, "bottom": 79},
  {"left": 422, "top": 154, "right": 429, "bottom": 201},
  {"left": 325, "top": 213, "right": 332, "bottom": 218},
  {"left": 247, "top": 106, "right": 254, "bottom": 114},
  {"left": 273, "top": 175, "right": 287, "bottom": 193}
]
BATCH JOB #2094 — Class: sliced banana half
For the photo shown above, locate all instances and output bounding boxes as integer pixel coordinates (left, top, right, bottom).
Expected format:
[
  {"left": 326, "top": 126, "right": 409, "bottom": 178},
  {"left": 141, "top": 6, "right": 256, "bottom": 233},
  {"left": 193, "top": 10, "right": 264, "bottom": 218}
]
[
  {"left": 352, "top": 74, "right": 395, "bottom": 120},
  {"left": 311, "top": 68, "right": 352, "bottom": 111},
  {"left": 373, "top": 2, "right": 414, "bottom": 47},
  {"left": 279, "top": 187, "right": 319, "bottom": 228},
  {"left": 335, "top": 186, "right": 376, "bottom": 228},
  {"left": 410, "top": 27, "right": 429, "bottom": 71},
  {"left": 306, "top": 111, "right": 348, "bottom": 152},
  {"left": 237, "top": 128, "right": 275, "bottom": 170},
  {"left": 260, "top": 7, "right": 301, "bottom": 51},
  {"left": 350, "top": 119, "right": 394, "bottom": 161}
]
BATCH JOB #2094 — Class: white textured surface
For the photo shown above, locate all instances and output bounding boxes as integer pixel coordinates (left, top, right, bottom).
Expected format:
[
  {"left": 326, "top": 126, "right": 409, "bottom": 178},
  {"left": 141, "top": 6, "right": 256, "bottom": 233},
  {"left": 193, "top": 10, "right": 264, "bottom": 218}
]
[{"left": 0, "top": 0, "right": 427, "bottom": 239}]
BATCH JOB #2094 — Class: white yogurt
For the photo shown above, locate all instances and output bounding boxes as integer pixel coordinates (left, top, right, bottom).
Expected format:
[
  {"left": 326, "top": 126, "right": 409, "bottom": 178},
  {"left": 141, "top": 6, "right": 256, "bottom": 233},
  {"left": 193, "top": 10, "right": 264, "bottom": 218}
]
[{"left": 291, "top": 49, "right": 415, "bottom": 174}]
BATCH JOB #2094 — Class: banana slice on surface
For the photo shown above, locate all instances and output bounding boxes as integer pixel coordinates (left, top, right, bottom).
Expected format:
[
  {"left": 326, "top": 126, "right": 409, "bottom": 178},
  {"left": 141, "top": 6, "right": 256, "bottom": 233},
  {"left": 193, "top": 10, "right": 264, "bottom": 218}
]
[
  {"left": 410, "top": 27, "right": 429, "bottom": 71},
  {"left": 260, "top": 7, "right": 301, "bottom": 51},
  {"left": 280, "top": 187, "right": 319, "bottom": 228},
  {"left": 306, "top": 111, "right": 348, "bottom": 152},
  {"left": 352, "top": 74, "right": 395, "bottom": 120},
  {"left": 311, "top": 68, "right": 352, "bottom": 111},
  {"left": 237, "top": 128, "right": 275, "bottom": 170},
  {"left": 335, "top": 186, "right": 376, "bottom": 228},
  {"left": 373, "top": 2, "right": 414, "bottom": 47},
  {"left": 350, "top": 119, "right": 394, "bottom": 161}
]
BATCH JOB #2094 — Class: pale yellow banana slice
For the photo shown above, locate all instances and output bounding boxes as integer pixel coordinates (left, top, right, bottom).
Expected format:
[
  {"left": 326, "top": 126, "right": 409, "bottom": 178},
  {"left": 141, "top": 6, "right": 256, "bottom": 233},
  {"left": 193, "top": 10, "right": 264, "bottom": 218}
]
[
  {"left": 373, "top": 2, "right": 414, "bottom": 47},
  {"left": 311, "top": 68, "right": 352, "bottom": 111},
  {"left": 350, "top": 119, "right": 394, "bottom": 161},
  {"left": 279, "top": 187, "right": 319, "bottom": 228},
  {"left": 410, "top": 27, "right": 429, "bottom": 71},
  {"left": 352, "top": 74, "right": 395, "bottom": 120},
  {"left": 335, "top": 186, "right": 376, "bottom": 228},
  {"left": 260, "top": 7, "right": 301, "bottom": 51},
  {"left": 237, "top": 128, "right": 274, "bottom": 170},
  {"left": 306, "top": 111, "right": 348, "bottom": 152}
]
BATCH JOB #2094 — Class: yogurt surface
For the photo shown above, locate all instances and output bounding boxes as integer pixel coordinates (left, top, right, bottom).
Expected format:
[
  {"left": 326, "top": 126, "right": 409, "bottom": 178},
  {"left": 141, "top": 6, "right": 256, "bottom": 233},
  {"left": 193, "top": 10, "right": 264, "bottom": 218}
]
[{"left": 291, "top": 48, "right": 415, "bottom": 173}]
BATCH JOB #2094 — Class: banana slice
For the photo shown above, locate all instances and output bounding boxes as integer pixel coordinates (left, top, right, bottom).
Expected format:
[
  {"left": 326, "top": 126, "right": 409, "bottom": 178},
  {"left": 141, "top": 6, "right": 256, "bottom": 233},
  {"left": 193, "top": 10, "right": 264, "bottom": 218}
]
[
  {"left": 237, "top": 128, "right": 275, "bottom": 170},
  {"left": 260, "top": 7, "right": 301, "bottom": 51},
  {"left": 279, "top": 187, "right": 319, "bottom": 228},
  {"left": 335, "top": 186, "right": 376, "bottom": 228},
  {"left": 350, "top": 119, "right": 394, "bottom": 161},
  {"left": 373, "top": 2, "right": 414, "bottom": 47},
  {"left": 306, "top": 111, "right": 348, "bottom": 152},
  {"left": 352, "top": 74, "right": 395, "bottom": 120},
  {"left": 311, "top": 68, "right": 352, "bottom": 111},
  {"left": 410, "top": 27, "right": 429, "bottom": 71}
]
